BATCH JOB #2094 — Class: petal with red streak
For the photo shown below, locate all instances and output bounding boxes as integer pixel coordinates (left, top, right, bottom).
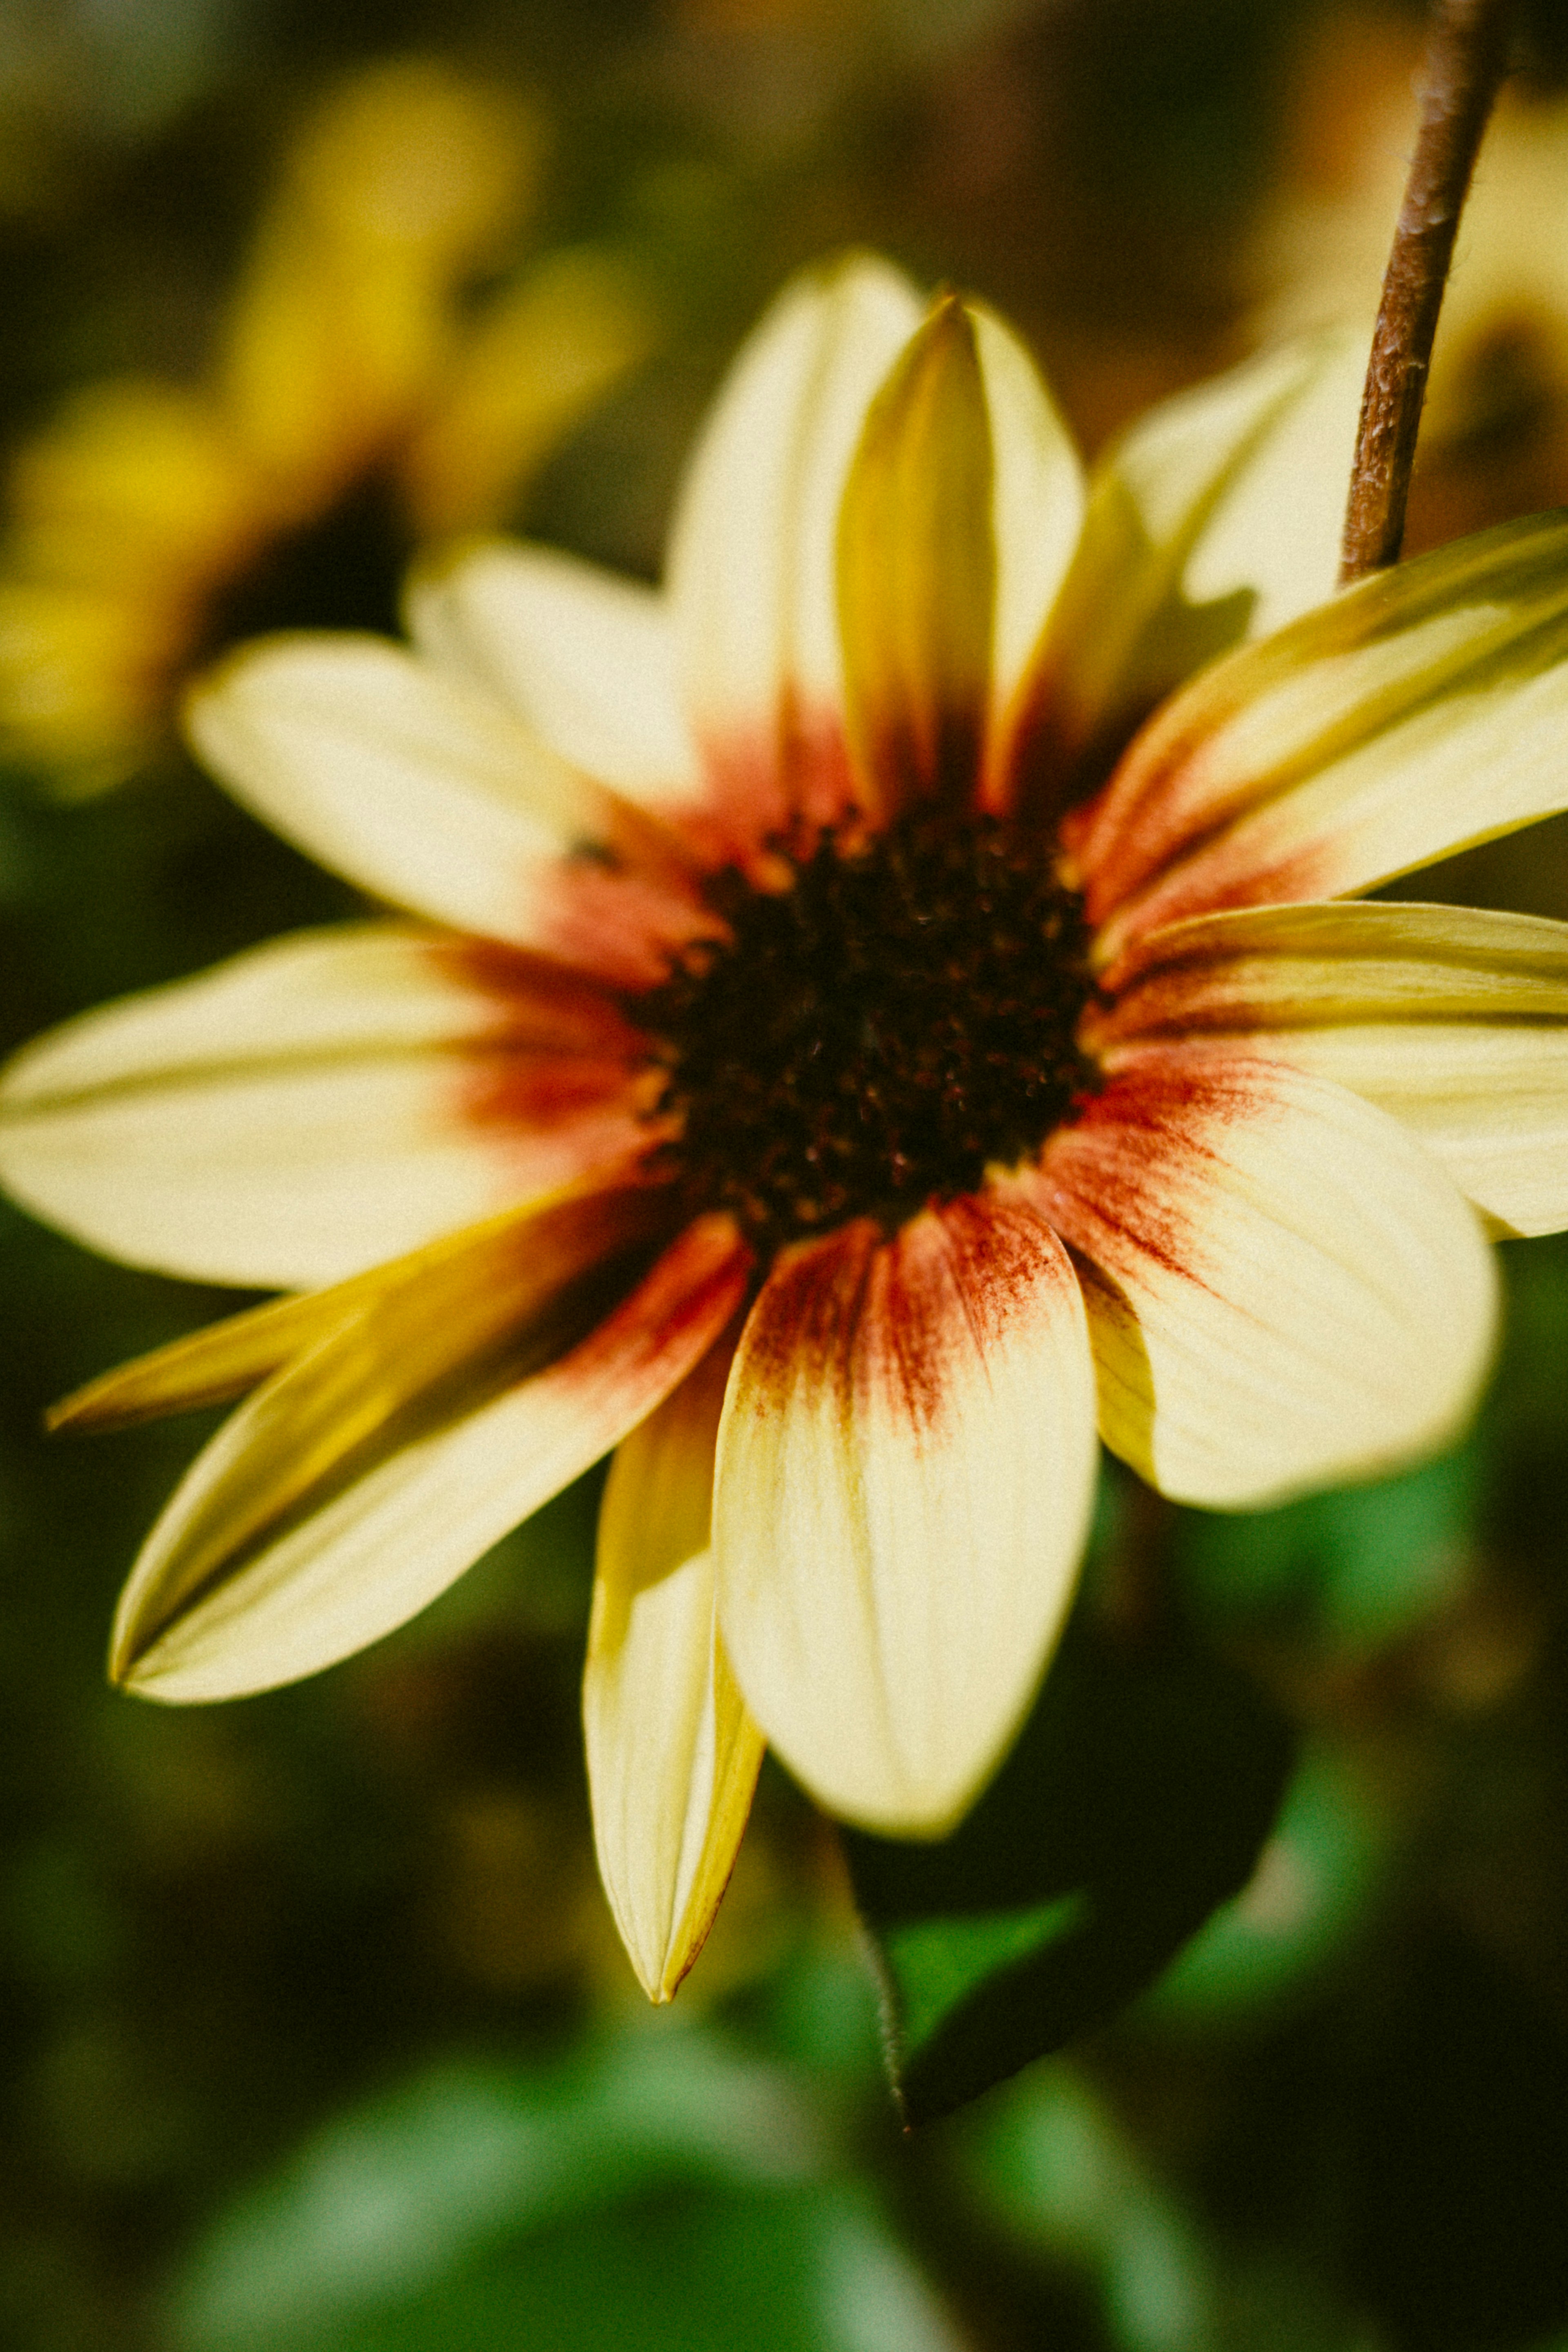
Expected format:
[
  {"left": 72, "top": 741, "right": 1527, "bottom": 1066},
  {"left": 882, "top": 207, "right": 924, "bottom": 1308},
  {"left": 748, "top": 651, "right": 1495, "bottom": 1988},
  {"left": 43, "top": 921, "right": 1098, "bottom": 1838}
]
[
  {"left": 0, "top": 923, "right": 655, "bottom": 1289},
  {"left": 1067, "top": 510, "right": 1568, "bottom": 954},
  {"left": 113, "top": 1209, "right": 751, "bottom": 1702},
  {"left": 1095, "top": 899, "right": 1568, "bottom": 1238},
  {"left": 1030, "top": 1051, "right": 1496, "bottom": 1508},
  {"left": 713, "top": 1194, "right": 1097, "bottom": 1836},
  {"left": 666, "top": 254, "right": 923, "bottom": 842},
  {"left": 186, "top": 634, "right": 708, "bottom": 985}
]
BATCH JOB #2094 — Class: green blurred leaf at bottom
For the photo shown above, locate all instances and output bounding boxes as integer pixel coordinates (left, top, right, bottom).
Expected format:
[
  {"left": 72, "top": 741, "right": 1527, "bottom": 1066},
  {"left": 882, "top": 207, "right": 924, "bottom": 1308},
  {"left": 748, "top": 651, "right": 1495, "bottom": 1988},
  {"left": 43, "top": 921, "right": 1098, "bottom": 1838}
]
[
  {"left": 844, "top": 1611, "right": 1294, "bottom": 2123},
  {"left": 168, "top": 2020, "right": 962, "bottom": 2352}
]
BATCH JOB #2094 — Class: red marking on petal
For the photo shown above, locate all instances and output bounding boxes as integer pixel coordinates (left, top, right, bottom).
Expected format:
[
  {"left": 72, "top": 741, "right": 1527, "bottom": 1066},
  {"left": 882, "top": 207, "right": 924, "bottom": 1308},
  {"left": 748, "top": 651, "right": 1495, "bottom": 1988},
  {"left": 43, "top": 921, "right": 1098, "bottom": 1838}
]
[
  {"left": 1025, "top": 1052, "right": 1280, "bottom": 1288},
  {"left": 1098, "top": 840, "right": 1338, "bottom": 956},
  {"left": 735, "top": 1219, "right": 880, "bottom": 1412},
  {"left": 457, "top": 1050, "right": 650, "bottom": 1132},
  {"left": 540, "top": 862, "right": 721, "bottom": 991},
  {"left": 553, "top": 1210, "right": 755, "bottom": 1395},
  {"left": 430, "top": 938, "right": 650, "bottom": 1055},
  {"left": 684, "top": 708, "right": 865, "bottom": 878},
  {"left": 735, "top": 1190, "right": 1077, "bottom": 1445}
]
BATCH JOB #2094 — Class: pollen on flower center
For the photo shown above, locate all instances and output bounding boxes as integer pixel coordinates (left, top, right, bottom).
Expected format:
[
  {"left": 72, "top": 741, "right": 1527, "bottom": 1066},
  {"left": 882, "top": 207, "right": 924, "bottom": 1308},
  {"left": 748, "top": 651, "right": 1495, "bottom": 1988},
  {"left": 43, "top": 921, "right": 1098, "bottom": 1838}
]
[{"left": 636, "top": 806, "right": 1100, "bottom": 1250}]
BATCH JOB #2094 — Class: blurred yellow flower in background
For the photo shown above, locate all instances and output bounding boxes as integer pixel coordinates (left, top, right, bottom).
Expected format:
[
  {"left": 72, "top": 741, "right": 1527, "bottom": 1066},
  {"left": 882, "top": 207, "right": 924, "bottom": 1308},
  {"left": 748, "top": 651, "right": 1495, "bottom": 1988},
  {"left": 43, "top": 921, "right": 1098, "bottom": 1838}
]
[
  {"left": 0, "top": 57, "right": 654, "bottom": 795},
  {"left": 1253, "top": 4, "right": 1568, "bottom": 547}
]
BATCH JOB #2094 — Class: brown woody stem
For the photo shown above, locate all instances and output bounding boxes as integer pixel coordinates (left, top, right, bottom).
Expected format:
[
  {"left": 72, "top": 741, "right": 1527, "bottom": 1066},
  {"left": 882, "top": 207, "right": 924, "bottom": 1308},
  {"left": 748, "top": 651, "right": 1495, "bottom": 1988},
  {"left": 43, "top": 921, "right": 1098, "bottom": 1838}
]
[{"left": 1339, "top": 0, "right": 1515, "bottom": 584}]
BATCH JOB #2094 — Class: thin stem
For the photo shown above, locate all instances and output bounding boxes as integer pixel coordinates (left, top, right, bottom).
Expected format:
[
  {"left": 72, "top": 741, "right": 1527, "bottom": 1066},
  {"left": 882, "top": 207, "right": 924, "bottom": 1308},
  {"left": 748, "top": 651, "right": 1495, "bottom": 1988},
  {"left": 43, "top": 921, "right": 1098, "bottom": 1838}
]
[{"left": 1339, "top": 0, "right": 1515, "bottom": 584}]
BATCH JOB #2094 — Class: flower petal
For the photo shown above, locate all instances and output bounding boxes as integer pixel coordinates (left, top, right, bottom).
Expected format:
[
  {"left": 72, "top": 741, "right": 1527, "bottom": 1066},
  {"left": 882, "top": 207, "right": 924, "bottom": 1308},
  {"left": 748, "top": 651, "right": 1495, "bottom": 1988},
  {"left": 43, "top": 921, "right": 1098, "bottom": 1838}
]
[
  {"left": 1029, "top": 1052, "right": 1497, "bottom": 1508},
  {"left": 400, "top": 247, "right": 655, "bottom": 536},
  {"left": 185, "top": 634, "right": 706, "bottom": 980},
  {"left": 969, "top": 301, "right": 1085, "bottom": 801},
  {"left": 0, "top": 924, "right": 652, "bottom": 1288},
  {"left": 114, "top": 1208, "right": 751, "bottom": 1702},
  {"left": 836, "top": 292, "right": 1082, "bottom": 817},
  {"left": 585, "top": 1333, "right": 764, "bottom": 2001},
  {"left": 1097, "top": 899, "right": 1568, "bottom": 1237},
  {"left": 1067, "top": 510, "right": 1568, "bottom": 951},
  {"left": 714, "top": 1193, "right": 1097, "bottom": 1837},
  {"left": 406, "top": 541, "right": 699, "bottom": 804},
  {"left": 837, "top": 297, "right": 995, "bottom": 815},
  {"left": 667, "top": 254, "right": 924, "bottom": 836},
  {"left": 1035, "top": 332, "right": 1364, "bottom": 775}
]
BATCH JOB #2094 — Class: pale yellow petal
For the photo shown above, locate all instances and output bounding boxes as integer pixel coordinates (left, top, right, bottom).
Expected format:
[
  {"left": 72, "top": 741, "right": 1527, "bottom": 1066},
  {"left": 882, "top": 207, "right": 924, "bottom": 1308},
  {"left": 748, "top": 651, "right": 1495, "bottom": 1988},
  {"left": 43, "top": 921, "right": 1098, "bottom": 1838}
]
[
  {"left": 967, "top": 301, "right": 1084, "bottom": 801},
  {"left": 714, "top": 1193, "right": 1097, "bottom": 1837},
  {"left": 837, "top": 297, "right": 994, "bottom": 815},
  {"left": 186, "top": 635, "right": 604, "bottom": 931},
  {"left": 667, "top": 254, "right": 924, "bottom": 829},
  {"left": 185, "top": 635, "right": 706, "bottom": 986},
  {"left": 1095, "top": 900, "right": 1568, "bottom": 1236},
  {"left": 1030, "top": 1053, "right": 1497, "bottom": 1508},
  {"left": 1037, "top": 332, "right": 1365, "bottom": 774},
  {"left": 401, "top": 249, "right": 655, "bottom": 536},
  {"left": 115, "top": 1209, "right": 750, "bottom": 1702},
  {"left": 1069, "top": 510, "right": 1568, "bottom": 951},
  {"left": 0, "top": 924, "right": 649, "bottom": 1288},
  {"left": 406, "top": 541, "right": 699, "bottom": 804},
  {"left": 585, "top": 1336, "right": 764, "bottom": 2001}
]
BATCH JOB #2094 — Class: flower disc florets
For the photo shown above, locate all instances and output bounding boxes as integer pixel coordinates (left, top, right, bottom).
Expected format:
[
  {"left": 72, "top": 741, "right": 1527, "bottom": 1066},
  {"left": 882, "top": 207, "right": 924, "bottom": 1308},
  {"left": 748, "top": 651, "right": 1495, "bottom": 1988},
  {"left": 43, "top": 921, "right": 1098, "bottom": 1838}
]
[{"left": 638, "top": 805, "right": 1100, "bottom": 1250}]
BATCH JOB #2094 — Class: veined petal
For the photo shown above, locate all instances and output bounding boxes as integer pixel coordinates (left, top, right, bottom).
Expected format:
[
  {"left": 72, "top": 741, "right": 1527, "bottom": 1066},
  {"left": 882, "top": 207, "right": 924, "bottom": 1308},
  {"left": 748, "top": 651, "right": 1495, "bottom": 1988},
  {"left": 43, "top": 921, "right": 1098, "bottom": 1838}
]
[
  {"left": 114, "top": 1209, "right": 751, "bottom": 1703},
  {"left": 406, "top": 542, "right": 699, "bottom": 805},
  {"left": 837, "top": 297, "right": 995, "bottom": 815},
  {"left": 1029, "top": 1053, "right": 1496, "bottom": 1508},
  {"left": 667, "top": 254, "right": 924, "bottom": 835},
  {"left": 585, "top": 1332, "right": 764, "bottom": 2001},
  {"left": 1035, "top": 333, "right": 1364, "bottom": 772},
  {"left": 1097, "top": 900, "right": 1568, "bottom": 1237},
  {"left": 1067, "top": 510, "right": 1568, "bottom": 952},
  {"left": 969, "top": 301, "right": 1085, "bottom": 803},
  {"left": 0, "top": 924, "right": 652, "bottom": 1288},
  {"left": 714, "top": 1193, "right": 1097, "bottom": 1837},
  {"left": 185, "top": 635, "right": 706, "bottom": 979}
]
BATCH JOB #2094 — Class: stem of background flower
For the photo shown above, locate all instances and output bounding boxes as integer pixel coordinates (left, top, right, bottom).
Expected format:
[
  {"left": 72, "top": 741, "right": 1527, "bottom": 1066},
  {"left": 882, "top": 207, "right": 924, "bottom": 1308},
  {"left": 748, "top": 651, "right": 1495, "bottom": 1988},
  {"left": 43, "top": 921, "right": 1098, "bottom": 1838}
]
[{"left": 1339, "top": 0, "right": 1516, "bottom": 584}]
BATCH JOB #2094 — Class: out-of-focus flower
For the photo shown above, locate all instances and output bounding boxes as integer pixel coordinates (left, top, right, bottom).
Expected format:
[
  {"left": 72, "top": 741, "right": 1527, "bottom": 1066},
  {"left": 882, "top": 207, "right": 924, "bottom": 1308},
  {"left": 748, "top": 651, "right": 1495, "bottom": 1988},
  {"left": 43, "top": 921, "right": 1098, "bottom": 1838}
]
[
  {"left": 0, "top": 58, "right": 654, "bottom": 793},
  {"left": 9, "top": 256, "right": 1568, "bottom": 2003},
  {"left": 1252, "top": 8, "right": 1568, "bottom": 543}
]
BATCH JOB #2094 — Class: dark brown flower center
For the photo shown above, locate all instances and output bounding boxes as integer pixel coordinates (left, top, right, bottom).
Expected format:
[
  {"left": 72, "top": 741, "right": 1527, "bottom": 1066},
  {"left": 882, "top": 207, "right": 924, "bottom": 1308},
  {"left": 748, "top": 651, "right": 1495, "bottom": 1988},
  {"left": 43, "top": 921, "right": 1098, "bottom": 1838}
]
[{"left": 636, "top": 804, "right": 1100, "bottom": 1251}]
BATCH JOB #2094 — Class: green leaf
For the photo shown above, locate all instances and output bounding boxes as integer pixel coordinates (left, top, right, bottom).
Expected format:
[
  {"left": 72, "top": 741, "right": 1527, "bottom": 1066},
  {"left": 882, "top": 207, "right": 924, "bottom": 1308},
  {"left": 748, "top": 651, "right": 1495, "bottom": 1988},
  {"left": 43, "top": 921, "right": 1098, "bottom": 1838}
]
[
  {"left": 232, "top": 2183, "right": 963, "bottom": 2352},
  {"left": 167, "top": 2017, "right": 963, "bottom": 2352},
  {"left": 960, "top": 2066, "right": 1214, "bottom": 2352},
  {"left": 169, "top": 2022, "right": 825, "bottom": 2351},
  {"left": 844, "top": 1611, "right": 1293, "bottom": 2122},
  {"left": 1173, "top": 1443, "right": 1478, "bottom": 1648},
  {"left": 1142, "top": 1745, "right": 1391, "bottom": 2021}
]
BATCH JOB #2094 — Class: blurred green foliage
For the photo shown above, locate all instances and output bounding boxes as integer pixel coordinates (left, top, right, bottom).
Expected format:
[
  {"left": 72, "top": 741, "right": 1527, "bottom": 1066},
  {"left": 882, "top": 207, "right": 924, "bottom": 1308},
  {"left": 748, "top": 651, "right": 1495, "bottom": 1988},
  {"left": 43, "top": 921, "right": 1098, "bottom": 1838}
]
[{"left": 5, "top": 2, "right": 1568, "bottom": 2349}]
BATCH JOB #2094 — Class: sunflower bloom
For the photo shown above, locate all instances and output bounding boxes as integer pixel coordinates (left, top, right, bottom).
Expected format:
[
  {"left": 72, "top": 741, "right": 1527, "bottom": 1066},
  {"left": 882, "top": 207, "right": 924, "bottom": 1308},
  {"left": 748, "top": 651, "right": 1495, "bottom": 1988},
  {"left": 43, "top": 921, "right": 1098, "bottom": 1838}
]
[
  {"left": 0, "top": 59, "right": 652, "bottom": 793},
  {"left": 9, "top": 256, "right": 1568, "bottom": 2002}
]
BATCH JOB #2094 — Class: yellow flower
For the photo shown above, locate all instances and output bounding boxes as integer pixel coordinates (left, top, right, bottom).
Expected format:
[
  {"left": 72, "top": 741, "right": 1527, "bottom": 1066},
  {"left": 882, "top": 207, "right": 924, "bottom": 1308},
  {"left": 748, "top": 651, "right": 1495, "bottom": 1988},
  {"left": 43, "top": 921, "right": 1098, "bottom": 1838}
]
[
  {"left": 0, "top": 58, "right": 653, "bottom": 793},
  {"left": 8, "top": 256, "right": 1568, "bottom": 2002},
  {"left": 1253, "top": 20, "right": 1568, "bottom": 535}
]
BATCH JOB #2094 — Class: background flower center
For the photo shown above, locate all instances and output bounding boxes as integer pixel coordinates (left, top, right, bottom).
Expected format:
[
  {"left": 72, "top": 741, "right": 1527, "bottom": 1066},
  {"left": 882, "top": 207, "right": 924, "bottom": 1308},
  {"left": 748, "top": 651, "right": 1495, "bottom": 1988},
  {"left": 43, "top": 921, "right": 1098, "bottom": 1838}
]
[{"left": 639, "top": 806, "right": 1099, "bottom": 1250}]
